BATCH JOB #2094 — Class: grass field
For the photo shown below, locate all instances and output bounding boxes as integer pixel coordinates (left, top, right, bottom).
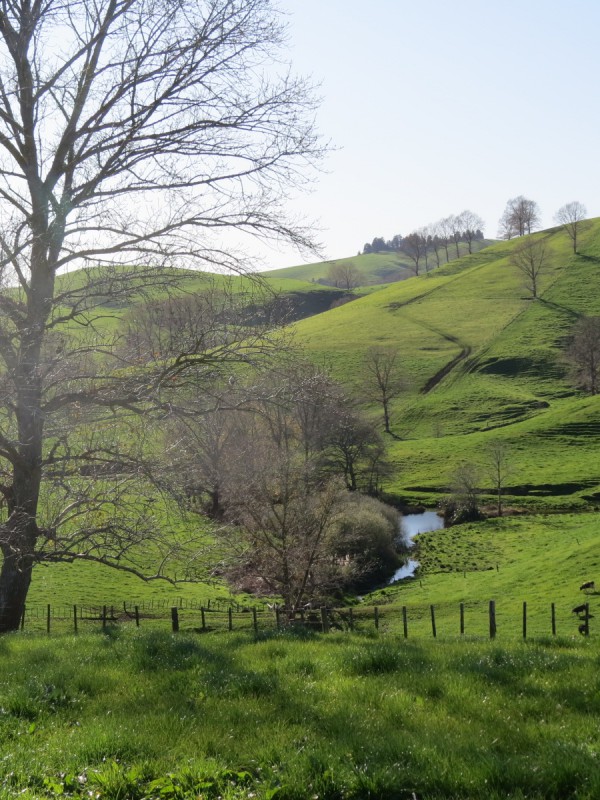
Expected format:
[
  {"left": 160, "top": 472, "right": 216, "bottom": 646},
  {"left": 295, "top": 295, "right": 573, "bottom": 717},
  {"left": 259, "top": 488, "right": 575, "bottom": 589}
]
[{"left": 1, "top": 627, "right": 599, "bottom": 799}]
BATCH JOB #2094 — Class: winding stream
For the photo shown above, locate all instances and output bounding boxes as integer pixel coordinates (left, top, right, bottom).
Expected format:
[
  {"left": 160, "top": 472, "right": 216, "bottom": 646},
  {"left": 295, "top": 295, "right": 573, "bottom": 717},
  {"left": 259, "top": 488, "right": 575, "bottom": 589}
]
[{"left": 390, "top": 511, "right": 444, "bottom": 583}]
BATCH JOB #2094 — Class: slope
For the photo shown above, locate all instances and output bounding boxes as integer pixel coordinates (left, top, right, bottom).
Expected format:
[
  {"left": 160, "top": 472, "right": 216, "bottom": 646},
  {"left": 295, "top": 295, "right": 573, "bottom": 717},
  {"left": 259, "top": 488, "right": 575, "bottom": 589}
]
[{"left": 292, "top": 219, "right": 600, "bottom": 506}]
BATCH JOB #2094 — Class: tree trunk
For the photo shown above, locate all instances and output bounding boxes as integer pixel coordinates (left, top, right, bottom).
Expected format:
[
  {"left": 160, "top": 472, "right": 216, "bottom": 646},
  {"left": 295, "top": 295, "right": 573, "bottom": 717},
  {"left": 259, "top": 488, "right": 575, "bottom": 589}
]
[{"left": 0, "top": 517, "right": 37, "bottom": 631}]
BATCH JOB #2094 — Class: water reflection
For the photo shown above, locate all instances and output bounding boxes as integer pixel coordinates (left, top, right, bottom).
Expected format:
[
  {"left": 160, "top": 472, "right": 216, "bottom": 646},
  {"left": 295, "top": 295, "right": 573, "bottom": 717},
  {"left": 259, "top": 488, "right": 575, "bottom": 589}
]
[{"left": 390, "top": 511, "right": 444, "bottom": 583}]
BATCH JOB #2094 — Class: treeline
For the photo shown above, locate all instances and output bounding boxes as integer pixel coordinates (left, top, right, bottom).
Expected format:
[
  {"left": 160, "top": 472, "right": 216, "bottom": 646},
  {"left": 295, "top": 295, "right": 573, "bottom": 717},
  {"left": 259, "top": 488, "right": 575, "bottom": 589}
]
[{"left": 362, "top": 209, "right": 485, "bottom": 276}]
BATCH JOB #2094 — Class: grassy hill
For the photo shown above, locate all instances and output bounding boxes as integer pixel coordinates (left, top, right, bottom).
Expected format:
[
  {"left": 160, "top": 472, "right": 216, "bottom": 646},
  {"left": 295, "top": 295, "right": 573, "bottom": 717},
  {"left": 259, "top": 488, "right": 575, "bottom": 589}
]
[
  {"left": 261, "top": 240, "right": 493, "bottom": 286},
  {"left": 291, "top": 219, "right": 600, "bottom": 507}
]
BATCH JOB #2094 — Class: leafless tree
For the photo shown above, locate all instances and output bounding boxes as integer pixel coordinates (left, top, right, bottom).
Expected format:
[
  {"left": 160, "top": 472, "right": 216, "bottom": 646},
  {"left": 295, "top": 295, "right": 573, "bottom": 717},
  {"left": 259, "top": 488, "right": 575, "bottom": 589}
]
[
  {"left": 402, "top": 232, "right": 427, "bottom": 276},
  {"left": 566, "top": 316, "right": 600, "bottom": 395},
  {"left": 363, "top": 346, "right": 404, "bottom": 434},
  {"left": 0, "top": 0, "right": 325, "bottom": 631},
  {"left": 326, "top": 262, "right": 364, "bottom": 290},
  {"left": 485, "top": 442, "right": 513, "bottom": 517},
  {"left": 438, "top": 217, "right": 454, "bottom": 262},
  {"left": 555, "top": 201, "right": 587, "bottom": 254},
  {"left": 457, "top": 210, "right": 485, "bottom": 254},
  {"left": 499, "top": 196, "right": 541, "bottom": 238},
  {"left": 510, "top": 237, "right": 548, "bottom": 299}
]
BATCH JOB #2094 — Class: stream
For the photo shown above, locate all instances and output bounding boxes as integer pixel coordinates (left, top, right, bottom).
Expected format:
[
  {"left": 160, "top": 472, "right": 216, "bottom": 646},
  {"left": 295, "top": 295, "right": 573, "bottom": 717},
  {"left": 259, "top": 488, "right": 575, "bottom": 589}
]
[{"left": 389, "top": 510, "right": 444, "bottom": 583}]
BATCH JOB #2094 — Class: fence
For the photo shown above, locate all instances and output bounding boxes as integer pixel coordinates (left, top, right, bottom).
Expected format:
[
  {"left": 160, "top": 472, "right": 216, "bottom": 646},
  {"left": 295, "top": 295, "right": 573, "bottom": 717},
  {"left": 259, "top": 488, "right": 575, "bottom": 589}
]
[{"left": 12, "top": 597, "right": 594, "bottom": 639}]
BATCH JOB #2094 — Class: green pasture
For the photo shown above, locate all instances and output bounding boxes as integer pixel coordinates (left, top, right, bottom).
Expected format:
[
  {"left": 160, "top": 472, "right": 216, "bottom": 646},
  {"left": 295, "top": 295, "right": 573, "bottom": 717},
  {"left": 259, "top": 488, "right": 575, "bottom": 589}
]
[
  {"left": 291, "top": 220, "right": 600, "bottom": 504},
  {"left": 0, "top": 627, "right": 599, "bottom": 799}
]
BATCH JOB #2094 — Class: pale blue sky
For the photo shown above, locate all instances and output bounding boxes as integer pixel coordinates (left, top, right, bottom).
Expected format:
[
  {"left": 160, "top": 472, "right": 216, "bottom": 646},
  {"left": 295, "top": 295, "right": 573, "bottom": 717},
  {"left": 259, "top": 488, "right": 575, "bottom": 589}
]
[{"left": 259, "top": 0, "right": 600, "bottom": 268}]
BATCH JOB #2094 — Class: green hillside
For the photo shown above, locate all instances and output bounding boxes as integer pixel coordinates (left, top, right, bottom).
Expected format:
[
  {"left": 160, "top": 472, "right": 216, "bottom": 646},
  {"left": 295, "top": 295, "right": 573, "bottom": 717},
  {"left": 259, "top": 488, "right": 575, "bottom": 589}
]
[
  {"left": 261, "top": 240, "right": 493, "bottom": 286},
  {"left": 292, "top": 219, "right": 600, "bottom": 507}
]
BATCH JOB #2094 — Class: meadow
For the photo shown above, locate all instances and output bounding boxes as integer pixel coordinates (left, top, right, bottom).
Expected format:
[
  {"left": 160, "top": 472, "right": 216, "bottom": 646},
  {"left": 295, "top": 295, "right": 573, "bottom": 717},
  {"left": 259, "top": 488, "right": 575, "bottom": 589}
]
[{"left": 1, "top": 626, "right": 599, "bottom": 799}]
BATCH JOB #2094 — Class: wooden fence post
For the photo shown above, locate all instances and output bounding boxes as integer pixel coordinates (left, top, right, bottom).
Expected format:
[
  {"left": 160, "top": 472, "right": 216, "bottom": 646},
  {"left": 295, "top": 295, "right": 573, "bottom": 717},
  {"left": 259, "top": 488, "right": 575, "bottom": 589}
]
[
  {"left": 73, "top": 604, "right": 78, "bottom": 634},
  {"left": 349, "top": 607, "right": 354, "bottom": 631},
  {"left": 252, "top": 607, "right": 258, "bottom": 634},
  {"left": 460, "top": 602, "right": 465, "bottom": 636},
  {"left": 102, "top": 605, "right": 107, "bottom": 630},
  {"left": 47, "top": 604, "right": 51, "bottom": 634},
  {"left": 584, "top": 603, "right": 590, "bottom": 637},
  {"left": 430, "top": 605, "right": 436, "bottom": 638},
  {"left": 374, "top": 606, "right": 379, "bottom": 630},
  {"left": 321, "top": 607, "right": 330, "bottom": 633},
  {"left": 551, "top": 603, "right": 556, "bottom": 636},
  {"left": 402, "top": 606, "right": 408, "bottom": 638},
  {"left": 228, "top": 607, "right": 233, "bottom": 631},
  {"left": 171, "top": 606, "right": 179, "bottom": 633},
  {"left": 135, "top": 606, "right": 140, "bottom": 627},
  {"left": 489, "top": 600, "right": 496, "bottom": 639},
  {"left": 275, "top": 607, "right": 281, "bottom": 630},
  {"left": 522, "top": 601, "right": 527, "bottom": 639}
]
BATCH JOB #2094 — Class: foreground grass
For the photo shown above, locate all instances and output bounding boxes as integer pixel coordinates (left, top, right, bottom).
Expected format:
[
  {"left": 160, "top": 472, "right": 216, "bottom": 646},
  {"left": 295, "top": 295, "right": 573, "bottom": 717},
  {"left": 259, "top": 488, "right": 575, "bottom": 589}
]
[{"left": 0, "top": 627, "right": 599, "bottom": 799}]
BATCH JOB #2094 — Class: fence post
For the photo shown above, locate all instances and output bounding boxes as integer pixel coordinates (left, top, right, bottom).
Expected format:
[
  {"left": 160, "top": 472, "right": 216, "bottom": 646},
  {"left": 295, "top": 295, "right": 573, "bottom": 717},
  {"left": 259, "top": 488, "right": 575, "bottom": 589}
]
[
  {"left": 135, "top": 606, "right": 140, "bottom": 627},
  {"left": 460, "top": 602, "right": 465, "bottom": 636},
  {"left": 402, "top": 606, "right": 408, "bottom": 638},
  {"left": 374, "top": 605, "right": 379, "bottom": 630},
  {"left": 73, "top": 604, "right": 78, "bottom": 634},
  {"left": 47, "top": 604, "right": 51, "bottom": 634},
  {"left": 252, "top": 607, "right": 258, "bottom": 634},
  {"left": 489, "top": 600, "right": 496, "bottom": 639},
  {"left": 102, "top": 605, "right": 107, "bottom": 630},
  {"left": 349, "top": 607, "right": 354, "bottom": 631},
  {"left": 522, "top": 601, "right": 527, "bottom": 640},
  {"left": 321, "top": 607, "right": 330, "bottom": 633},
  {"left": 228, "top": 607, "right": 233, "bottom": 632},
  {"left": 584, "top": 603, "right": 590, "bottom": 637},
  {"left": 551, "top": 602, "right": 556, "bottom": 636},
  {"left": 20, "top": 605, "right": 25, "bottom": 631},
  {"left": 430, "top": 605, "right": 436, "bottom": 638},
  {"left": 275, "top": 607, "right": 281, "bottom": 630},
  {"left": 171, "top": 606, "right": 179, "bottom": 633}
]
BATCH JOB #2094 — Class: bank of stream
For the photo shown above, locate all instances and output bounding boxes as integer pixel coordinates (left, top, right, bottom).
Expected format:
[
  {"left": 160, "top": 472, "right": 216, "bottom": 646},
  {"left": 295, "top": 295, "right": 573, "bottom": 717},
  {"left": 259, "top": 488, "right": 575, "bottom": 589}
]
[{"left": 390, "top": 510, "right": 444, "bottom": 583}]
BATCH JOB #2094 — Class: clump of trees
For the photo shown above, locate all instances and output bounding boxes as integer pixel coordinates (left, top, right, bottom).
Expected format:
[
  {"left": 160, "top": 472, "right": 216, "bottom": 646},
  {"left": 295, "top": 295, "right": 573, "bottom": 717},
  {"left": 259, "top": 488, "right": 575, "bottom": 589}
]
[
  {"left": 165, "top": 360, "right": 401, "bottom": 614},
  {"left": 361, "top": 210, "right": 485, "bottom": 270},
  {"left": 498, "top": 196, "right": 541, "bottom": 239}
]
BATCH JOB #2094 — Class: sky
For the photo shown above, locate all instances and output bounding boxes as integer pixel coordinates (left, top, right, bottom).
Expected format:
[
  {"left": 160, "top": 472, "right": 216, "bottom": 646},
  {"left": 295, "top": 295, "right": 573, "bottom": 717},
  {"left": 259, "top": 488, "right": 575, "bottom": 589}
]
[{"left": 257, "top": 0, "right": 600, "bottom": 270}]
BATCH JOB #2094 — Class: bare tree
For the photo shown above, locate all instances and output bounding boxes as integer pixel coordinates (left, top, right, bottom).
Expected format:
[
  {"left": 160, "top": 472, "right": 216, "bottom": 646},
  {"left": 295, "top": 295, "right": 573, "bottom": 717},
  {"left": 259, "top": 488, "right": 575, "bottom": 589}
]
[
  {"left": 402, "top": 232, "right": 426, "bottom": 276},
  {"left": 499, "top": 196, "right": 541, "bottom": 238},
  {"left": 0, "top": 0, "right": 325, "bottom": 631},
  {"left": 485, "top": 442, "right": 513, "bottom": 517},
  {"left": 326, "top": 262, "right": 364, "bottom": 290},
  {"left": 457, "top": 210, "right": 485, "bottom": 254},
  {"left": 363, "top": 347, "right": 404, "bottom": 434},
  {"left": 566, "top": 316, "right": 600, "bottom": 395},
  {"left": 510, "top": 237, "right": 548, "bottom": 299},
  {"left": 438, "top": 217, "right": 454, "bottom": 262},
  {"left": 555, "top": 202, "right": 587, "bottom": 254}
]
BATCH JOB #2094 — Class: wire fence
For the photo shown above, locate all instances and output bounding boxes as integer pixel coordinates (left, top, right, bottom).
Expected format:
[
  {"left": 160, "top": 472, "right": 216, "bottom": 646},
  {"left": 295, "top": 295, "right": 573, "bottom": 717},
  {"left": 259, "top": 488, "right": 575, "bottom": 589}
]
[{"left": 11, "top": 596, "right": 595, "bottom": 639}]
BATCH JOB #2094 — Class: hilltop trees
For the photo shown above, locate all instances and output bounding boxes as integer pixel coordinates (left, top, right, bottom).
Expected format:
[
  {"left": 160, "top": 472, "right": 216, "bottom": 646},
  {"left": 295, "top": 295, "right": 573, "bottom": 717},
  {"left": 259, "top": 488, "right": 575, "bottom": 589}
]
[
  {"left": 326, "top": 262, "right": 365, "bottom": 290},
  {"left": 555, "top": 202, "right": 587, "bottom": 254},
  {"left": 0, "top": 0, "right": 325, "bottom": 632},
  {"left": 498, "top": 196, "right": 541, "bottom": 239}
]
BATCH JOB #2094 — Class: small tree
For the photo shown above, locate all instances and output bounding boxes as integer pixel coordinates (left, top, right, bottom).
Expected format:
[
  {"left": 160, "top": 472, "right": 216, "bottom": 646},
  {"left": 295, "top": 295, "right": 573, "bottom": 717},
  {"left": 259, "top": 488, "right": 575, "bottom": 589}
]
[
  {"left": 457, "top": 210, "right": 485, "bottom": 254},
  {"left": 402, "top": 232, "right": 426, "bottom": 275},
  {"left": 363, "top": 346, "right": 404, "bottom": 434},
  {"left": 555, "top": 201, "right": 587, "bottom": 254},
  {"left": 326, "top": 262, "right": 364, "bottom": 290},
  {"left": 566, "top": 316, "right": 600, "bottom": 395},
  {"left": 485, "top": 442, "right": 513, "bottom": 517},
  {"left": 510, "top": 237, "right": 548, "bottom": 298}
]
